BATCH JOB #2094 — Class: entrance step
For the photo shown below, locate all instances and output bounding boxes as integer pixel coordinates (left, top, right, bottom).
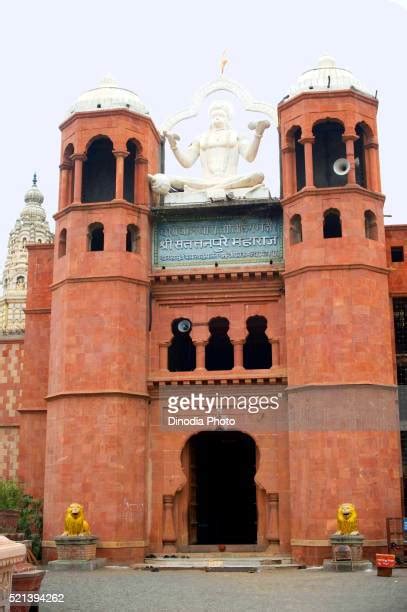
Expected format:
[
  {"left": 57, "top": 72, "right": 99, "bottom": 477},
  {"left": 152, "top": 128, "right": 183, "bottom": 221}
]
[{"left": 132, "top": 555, "right": 304, "bottom": 572}]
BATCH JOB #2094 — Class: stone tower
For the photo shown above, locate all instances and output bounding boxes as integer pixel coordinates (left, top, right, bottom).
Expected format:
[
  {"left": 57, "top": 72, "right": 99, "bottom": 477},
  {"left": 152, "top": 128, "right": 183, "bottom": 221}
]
[
  {"left": 0, "top": 176, "right": 53, "bottom": 333},
  {"left": 41, "top": 77, "right": 160, "bottom": 562},
  {"left": 279, "top": 56, "right": 402, "bottom": 564}
]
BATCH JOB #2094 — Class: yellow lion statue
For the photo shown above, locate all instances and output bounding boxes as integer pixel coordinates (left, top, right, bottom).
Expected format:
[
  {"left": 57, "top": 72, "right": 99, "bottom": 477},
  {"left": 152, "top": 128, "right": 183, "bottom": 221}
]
[
  {"left": 335, "top": 502, "right": 359, "bottom": 535},
  {"left": 62, "top": 503, "right": 91, "bottom": 536}
]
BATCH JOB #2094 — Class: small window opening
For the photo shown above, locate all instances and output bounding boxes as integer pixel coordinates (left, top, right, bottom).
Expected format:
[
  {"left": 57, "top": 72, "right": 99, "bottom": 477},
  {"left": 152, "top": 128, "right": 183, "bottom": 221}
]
[
  {"left": 205, "top": 317, "right": 234, "bottom": 371},
  {"left": 323, "top": 208, "right": 342, "bottom": 239},
  {"left": 126, "top": 224, "right": 139, "bottom": 252},
  {"left": 243, "top": 316, "right": 272, "bottom": 369},
  {"left": 290, "top": 214, "right": 303, "bottom": 244},
  {"left": 391, "top": 246, "right": 404, "bottom": 263},
  {"left": 16, "top": 276, "right": 25, "bottom": 290},
  {"left": 364, "top": 210, "right": 378, "bottom": 240},
  {"left": 168, "top": 318, "right": 196, "bottom": 372},
  {"left": 88, "top": 222, "right": 104, "bottom": 252},
  {"left": 58, "top": 229, "right": 67, "bottom": 257}
]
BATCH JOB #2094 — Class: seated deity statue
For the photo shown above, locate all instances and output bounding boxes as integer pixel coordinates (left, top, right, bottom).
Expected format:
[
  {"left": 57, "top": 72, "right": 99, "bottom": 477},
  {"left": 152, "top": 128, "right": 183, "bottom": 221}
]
[{"left": 149, "top": 100, "right": 270, "bottom": 197}]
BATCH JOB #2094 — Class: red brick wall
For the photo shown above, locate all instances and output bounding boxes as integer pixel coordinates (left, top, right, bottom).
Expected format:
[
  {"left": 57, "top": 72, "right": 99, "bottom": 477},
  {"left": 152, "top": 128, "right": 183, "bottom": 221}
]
[
  {"left": 18, "top": 244, "right": 53, "bottom": 499},
  {"left": 0, "top": 339, "right": 23, "bottom": 480}
]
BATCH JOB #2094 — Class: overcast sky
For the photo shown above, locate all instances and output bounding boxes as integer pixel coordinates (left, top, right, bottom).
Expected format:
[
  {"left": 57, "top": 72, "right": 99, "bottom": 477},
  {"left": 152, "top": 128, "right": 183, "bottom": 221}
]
[{"left": 0, "top": 0, "right": 406, "bottom": 268}]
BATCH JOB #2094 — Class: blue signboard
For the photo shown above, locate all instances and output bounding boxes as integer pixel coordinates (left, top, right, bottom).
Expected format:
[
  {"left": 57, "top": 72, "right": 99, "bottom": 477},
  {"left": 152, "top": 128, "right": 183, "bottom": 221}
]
[{"left": 153, "top": 212, "right": 283, "bottom": 268}]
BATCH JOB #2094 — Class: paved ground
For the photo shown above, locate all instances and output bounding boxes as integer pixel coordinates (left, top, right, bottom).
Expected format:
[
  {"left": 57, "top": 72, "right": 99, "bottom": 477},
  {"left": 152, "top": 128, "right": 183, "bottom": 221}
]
[{"left": 38, "top": 567, "right": 407, "bottom": 612}]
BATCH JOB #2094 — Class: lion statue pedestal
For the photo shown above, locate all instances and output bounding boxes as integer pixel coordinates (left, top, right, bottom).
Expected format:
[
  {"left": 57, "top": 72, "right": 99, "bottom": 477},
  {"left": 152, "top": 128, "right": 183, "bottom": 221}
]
[
  {"left": 48, "top": 503, "right": 106, "bottom": 571},
  {"left": 323, "top": 503, "right": 372, "bottom": 571}
]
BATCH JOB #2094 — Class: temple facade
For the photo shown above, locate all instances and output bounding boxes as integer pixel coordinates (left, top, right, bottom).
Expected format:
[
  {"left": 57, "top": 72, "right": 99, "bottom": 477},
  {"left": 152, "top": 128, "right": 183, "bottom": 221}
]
[{"left": 0, "top": 58, "right": 405, "bottom": 566}]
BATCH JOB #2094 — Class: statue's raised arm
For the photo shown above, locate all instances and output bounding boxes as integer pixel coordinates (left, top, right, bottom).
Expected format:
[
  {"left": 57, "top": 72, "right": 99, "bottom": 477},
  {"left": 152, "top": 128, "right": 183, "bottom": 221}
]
[
  {"left": 239, "top": 120, "right": 271, "bottom": 162},
  {"left": 163, "top": 132, "right": 200, "bottom": 169}
]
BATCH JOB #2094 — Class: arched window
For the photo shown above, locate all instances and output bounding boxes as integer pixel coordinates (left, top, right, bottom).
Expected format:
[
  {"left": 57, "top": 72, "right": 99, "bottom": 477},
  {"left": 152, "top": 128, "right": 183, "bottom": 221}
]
[
  {"left": 286, "top": 126, "right": 305, "bottom": 193},
  {"left": 323, "top": 208, "right": 342, "bottom": 239},
  {"left": 83, "top": 137, "right": 115, "bottom": 203},
  {"left": 290, "top": 214, "right": 303, "bottom": 245},
  {"left": 124, "top": 140, "right": 138, "bottom": 203},
  {"left": 88, "top": 222, "right": 104, "bottom": 251},
  {"left": 58, "top": 229, "right": 67, "bottom": 257},
  {"left": 16, "top": 276, "right": 25, "bottom": 290},
  {"left": 364, "top": 210, "right": 378, "bottom": 240},
  {"left": 126, "top": 224, "right": 139, "bottom": 252},
  {"left": 313, "top": 121, "right": 347, "bottom": 188},
  {"left": 243, "top": 316, "right": 272, "bottom": 369},
  {"left": 293, "top": 127, "right": 305, "bottom": 191},
  {"left": 205, "top": 317, "right": 234, "bottom": 371},
  {"left": 168, "top": 318, "right": 196, "bottom": 372},
  {"left": 354, "top": 123, "right": 369, "bottom": 188}
]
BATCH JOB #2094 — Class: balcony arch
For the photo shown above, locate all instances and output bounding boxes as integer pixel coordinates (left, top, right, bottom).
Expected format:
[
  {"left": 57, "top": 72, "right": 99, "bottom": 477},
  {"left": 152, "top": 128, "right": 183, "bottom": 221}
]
[
  {"left": 124, "top": 139, "right": 140, "bottom": 203},
  {"left": 312, "top": 120, "right": 346, "bottom": 188},
  {"left": 83, "top": 136, "right": 115, "bottom": 203}
]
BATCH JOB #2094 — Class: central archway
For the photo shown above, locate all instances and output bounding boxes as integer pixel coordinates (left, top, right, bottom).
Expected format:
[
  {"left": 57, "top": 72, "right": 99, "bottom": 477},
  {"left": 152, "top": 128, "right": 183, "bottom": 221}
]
[{"left": 187, "top": 431, "right": 257, "bottom": 545}]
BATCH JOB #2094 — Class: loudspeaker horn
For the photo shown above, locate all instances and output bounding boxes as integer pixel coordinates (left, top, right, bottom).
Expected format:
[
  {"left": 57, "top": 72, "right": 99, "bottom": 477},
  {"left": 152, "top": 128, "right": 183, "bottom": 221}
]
[
  {"left": 333, "top": 158, "right": 350, "bottom": 176},
  {"left": 177, "top": 319, "right": 192, "bottom": 333}
]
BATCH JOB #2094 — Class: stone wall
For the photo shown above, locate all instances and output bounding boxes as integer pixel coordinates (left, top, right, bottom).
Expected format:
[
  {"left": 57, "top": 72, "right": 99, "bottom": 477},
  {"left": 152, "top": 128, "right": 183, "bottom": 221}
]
[{"left": 0, "top": 339, "right": 23, "bottom": 479}]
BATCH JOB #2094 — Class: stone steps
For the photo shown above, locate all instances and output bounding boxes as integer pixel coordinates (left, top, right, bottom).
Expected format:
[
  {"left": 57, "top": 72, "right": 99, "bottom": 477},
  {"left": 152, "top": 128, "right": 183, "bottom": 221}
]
[{"left": 132, "top": 554, "right": 305, "bottom": 572}]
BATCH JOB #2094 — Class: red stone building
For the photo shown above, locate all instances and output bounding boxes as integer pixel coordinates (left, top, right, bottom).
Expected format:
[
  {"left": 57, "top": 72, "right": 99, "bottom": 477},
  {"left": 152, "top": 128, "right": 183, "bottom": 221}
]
[{"left": 0, "top": 60, "right": 406, "bottom": 566}]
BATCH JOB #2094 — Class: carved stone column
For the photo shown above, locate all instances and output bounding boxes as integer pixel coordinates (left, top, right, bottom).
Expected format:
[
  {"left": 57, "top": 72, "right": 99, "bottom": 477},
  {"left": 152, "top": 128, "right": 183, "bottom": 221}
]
[
  {"left": 282, "top": 146, "right": 295, "bottom": 197},
  {"left": 71, "top": 154, "right": 86, "bottom": 204},
  {"left": 271, "top": 339, "right": 280, "bottom": 367},
  {"left": 299, "top": 137, "right": 314, "bottom": 187},
  {"left": 365, "top": 142, "right": 381, "bottom": 192},
  {"left": 266, "top": 493, "right": 279, "bottom": 543},
  {"left": 162, "top": 495, "right": 177, "bottom": 553},
  {"left": 136, "top": 156, "right": 148, "bottom": 205},
  {"left": 113, "top": 150, "right": 129, "bottom": 200},
  {"left": 195, "top": 341, "right": 207, "bottom": 371},
  {"left": 58, "top": 162, "right": 72, "bottom": 210},
  {"left": 233, "top": 339, "right": 244, "bottom": 369},
  {"left": 343, "top": 134, "right": 357, "bottom": 185},
  {"left": 159, "top": 342, "right": 170, "bottom": 370}
]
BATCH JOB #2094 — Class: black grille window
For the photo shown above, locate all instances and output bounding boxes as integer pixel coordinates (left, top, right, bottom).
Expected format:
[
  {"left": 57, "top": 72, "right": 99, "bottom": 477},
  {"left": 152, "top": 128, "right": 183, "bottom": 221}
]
[{"left": 394, "top": 299, "right": 407, "bottom": 354}]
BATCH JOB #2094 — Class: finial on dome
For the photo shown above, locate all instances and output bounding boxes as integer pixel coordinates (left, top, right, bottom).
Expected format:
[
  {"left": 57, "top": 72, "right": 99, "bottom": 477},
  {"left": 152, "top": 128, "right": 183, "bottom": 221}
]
[
  {"left": 99, "top": 74, "right": 118, "bottom": 88},
  {"left": 318, "top": 55, "right": 336, "bottom": 69},
  {"left": 32, "top": 172, "right": 37, "bottom": 187}
]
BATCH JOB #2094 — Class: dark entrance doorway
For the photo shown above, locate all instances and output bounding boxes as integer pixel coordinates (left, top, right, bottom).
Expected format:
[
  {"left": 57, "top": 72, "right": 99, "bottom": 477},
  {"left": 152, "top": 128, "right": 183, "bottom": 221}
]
[{"left": 188, "top": 431, "right": 257, "bottom": 545}]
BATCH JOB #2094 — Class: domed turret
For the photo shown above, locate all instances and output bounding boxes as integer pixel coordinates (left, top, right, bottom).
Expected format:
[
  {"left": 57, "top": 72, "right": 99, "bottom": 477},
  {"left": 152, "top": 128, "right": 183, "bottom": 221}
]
[
  {"left": 21, "top": 174, "right": 46, "bottom": 222},
  {"left": 288, "top": 55, "right": 372, "bottom": 99},
  {"left": 0, "top": 175, "right": 53, "bottom": 333},
  {"left": 68, "top": 75, "right": 149, "bottom": 117}
]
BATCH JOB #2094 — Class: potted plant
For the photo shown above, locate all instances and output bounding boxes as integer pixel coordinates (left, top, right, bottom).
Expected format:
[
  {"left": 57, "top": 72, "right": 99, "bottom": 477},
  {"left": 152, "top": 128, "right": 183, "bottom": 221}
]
[{"left": 0, "top": 481, "right": 24, "bottom": 532}]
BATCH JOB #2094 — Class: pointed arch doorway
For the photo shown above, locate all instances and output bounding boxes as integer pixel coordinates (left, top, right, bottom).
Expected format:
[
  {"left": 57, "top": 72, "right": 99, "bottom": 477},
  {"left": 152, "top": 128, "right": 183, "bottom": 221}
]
[{"left": 185, "top": 431, "right": 257, "bottom": 545}]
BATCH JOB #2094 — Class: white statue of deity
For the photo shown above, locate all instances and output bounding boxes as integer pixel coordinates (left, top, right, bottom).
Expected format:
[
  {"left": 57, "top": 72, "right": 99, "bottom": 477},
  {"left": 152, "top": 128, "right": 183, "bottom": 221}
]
[{"left": 149, "top": 100, "right": 270, "bottom": 201}]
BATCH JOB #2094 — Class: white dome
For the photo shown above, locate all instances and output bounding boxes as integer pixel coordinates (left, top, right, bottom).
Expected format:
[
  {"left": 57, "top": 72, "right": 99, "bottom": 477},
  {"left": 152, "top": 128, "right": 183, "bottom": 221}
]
[
  {"left": 21, "top": 175, "right": 46, "bottom": 222},
  {"left": 288, "top": 55, "right": 373, "bottom": 98},
  {"left": 68, "top": 76, "right": 149, "bottom": 117}
]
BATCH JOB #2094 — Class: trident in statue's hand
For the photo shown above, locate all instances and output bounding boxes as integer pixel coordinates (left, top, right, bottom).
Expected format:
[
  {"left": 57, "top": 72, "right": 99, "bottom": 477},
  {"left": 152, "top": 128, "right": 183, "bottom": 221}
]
[{"left": 248, "top": 120, "right": 271, "bottom": 137}]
